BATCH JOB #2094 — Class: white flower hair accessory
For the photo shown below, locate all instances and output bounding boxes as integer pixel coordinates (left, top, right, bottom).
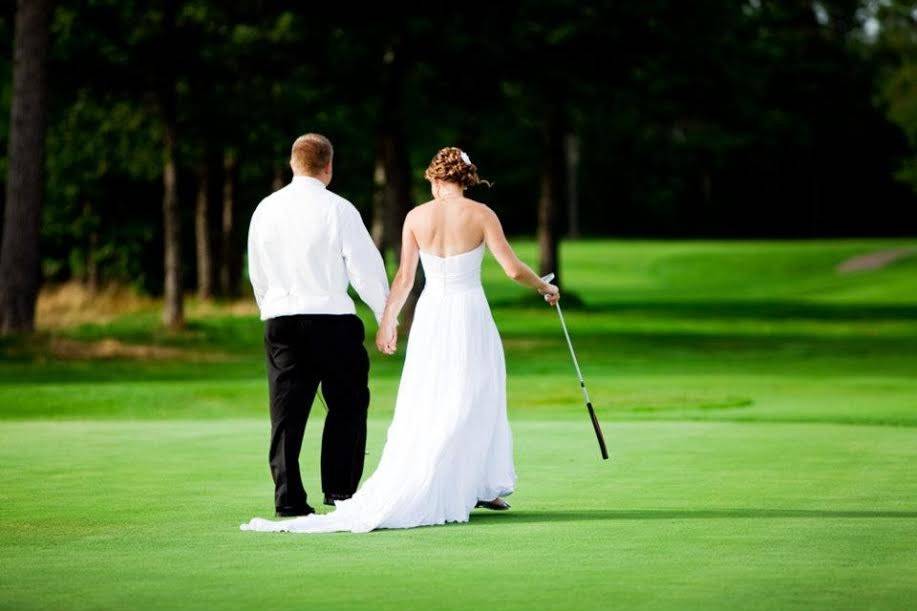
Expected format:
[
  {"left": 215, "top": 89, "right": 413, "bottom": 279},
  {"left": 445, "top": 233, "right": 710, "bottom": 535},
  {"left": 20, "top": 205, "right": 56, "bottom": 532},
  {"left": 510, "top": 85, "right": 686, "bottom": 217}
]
[{"left": 460, "top": 151, "right": 471, "bottom": 165}]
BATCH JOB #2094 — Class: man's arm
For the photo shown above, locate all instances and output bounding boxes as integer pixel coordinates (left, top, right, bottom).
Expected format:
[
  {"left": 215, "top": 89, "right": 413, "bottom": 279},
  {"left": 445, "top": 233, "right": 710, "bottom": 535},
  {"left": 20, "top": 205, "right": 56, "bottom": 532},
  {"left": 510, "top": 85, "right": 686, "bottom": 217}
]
[
  {"left": 247, "top": 210, "right": 266, "bottom": 311},
  {"left": 340, "top": 202, "right": 390, "bottom": 324}
]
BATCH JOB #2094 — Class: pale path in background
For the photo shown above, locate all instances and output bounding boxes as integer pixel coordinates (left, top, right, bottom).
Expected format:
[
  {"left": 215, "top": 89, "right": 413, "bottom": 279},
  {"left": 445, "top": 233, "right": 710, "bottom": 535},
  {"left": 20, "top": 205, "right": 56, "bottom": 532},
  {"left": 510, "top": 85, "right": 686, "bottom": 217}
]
[{"left": 241, "top": 242, "right": 515, "bottom": 533}]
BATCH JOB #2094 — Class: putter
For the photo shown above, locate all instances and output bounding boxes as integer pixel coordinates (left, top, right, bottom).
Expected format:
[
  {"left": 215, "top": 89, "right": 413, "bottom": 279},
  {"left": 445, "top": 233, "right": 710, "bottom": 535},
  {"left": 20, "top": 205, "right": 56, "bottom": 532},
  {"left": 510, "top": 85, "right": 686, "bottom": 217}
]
[{"left": 541, "top": 273, "right": 610, "bottom": 460}]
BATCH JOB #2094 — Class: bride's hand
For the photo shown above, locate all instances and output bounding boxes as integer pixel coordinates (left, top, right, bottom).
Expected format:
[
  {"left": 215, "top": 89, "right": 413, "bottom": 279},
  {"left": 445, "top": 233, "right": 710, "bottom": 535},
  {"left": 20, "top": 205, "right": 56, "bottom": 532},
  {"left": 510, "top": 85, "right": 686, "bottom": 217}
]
[
  {"left": 539, "top": 283, "right": 560, "bottom": 306},
  {"left": 375, "top": 320, "right": 398, "bottom": 355}
]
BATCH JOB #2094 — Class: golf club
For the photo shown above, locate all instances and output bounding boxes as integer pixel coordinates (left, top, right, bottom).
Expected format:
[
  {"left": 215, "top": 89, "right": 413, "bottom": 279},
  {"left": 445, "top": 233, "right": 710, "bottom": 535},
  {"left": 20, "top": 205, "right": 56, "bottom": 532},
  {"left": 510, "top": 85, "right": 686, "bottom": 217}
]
[{"left": 541, "top": 273, "right": 610, "bottom": 460}]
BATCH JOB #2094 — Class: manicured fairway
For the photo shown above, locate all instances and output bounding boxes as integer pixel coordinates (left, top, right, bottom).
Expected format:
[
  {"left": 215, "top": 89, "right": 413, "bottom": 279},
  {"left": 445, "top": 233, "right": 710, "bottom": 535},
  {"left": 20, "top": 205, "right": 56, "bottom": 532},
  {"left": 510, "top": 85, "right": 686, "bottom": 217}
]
[{"left": 1, "top": 240, "right": 916, "bottom": 610}]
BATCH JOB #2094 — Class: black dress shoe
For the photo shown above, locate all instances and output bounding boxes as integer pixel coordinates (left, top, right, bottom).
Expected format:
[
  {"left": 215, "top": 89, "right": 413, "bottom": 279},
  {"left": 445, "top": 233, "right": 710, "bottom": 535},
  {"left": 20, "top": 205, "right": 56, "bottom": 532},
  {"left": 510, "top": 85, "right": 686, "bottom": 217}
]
[
  {"left": 324, "top": 493, "right": 352, "bottom": 507},
  {"left": 475, "top": 498, "right": 511, "bottom": 511},
  {"left": 275, "top": 505, "right": 315, "bottom": 518}
]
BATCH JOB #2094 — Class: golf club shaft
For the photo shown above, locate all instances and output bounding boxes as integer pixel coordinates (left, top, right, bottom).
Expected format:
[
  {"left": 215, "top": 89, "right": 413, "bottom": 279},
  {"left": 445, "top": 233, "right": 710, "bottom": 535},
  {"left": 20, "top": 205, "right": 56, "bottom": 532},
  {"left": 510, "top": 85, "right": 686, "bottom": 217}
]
[
  {"left": 554, "top": 300, "right": 610, "bottom": 461},
  {"left": 555, "top": 303, "right": 588, "bottom": 403}
]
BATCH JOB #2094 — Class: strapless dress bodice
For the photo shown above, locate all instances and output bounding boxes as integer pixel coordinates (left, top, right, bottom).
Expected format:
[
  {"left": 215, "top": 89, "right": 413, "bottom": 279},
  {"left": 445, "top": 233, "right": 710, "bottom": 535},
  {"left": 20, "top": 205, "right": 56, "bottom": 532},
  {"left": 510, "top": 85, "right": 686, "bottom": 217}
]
[{"left": 419, "top": 242, "right": 485, "bottom": 296}]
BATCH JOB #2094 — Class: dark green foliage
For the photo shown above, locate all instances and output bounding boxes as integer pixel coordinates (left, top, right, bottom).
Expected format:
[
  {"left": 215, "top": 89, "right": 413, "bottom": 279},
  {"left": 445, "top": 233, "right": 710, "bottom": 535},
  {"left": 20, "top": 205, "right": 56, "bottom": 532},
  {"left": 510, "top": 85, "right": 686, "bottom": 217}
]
[{"left": 1, "top": 2, "right": 915, "bottom": 293}]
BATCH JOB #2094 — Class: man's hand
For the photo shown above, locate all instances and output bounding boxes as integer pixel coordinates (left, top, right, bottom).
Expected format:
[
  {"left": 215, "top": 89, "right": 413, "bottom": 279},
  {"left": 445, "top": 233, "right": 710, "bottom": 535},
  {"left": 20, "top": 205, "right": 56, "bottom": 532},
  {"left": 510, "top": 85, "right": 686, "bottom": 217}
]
[{"left": 375, "top": 320, "right": 398, "bottom": 355}]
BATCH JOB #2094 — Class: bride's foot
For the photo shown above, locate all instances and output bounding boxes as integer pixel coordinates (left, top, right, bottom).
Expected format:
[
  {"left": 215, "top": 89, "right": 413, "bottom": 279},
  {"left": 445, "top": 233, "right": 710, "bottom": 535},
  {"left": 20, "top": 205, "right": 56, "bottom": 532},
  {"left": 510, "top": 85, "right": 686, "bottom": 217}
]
[{"left": 475, "top": 497, "right": 511, "bottom": 511}]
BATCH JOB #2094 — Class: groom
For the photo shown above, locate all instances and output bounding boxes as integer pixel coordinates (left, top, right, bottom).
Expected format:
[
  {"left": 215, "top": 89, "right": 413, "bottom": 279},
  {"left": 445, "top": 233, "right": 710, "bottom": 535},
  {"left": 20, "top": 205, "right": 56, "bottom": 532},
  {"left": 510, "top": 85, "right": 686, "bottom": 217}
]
[{"left": 247, "top": 133, "right": 390, "bottom": 517}]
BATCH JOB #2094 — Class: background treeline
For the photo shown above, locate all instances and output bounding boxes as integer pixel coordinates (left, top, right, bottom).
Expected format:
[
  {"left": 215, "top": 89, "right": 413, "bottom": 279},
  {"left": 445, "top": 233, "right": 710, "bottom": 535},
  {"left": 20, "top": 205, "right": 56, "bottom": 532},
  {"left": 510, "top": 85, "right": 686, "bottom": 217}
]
[{"left": 0, "top": 1, "right": 915, "bottom": 332}]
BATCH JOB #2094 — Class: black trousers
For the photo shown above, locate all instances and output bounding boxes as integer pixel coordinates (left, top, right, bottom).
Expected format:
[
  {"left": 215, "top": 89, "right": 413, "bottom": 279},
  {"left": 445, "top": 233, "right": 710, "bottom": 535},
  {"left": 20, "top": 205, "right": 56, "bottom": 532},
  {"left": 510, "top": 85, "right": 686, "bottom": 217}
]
[{"left": 263, "top": 313, "right": 370, "bottom": 513}]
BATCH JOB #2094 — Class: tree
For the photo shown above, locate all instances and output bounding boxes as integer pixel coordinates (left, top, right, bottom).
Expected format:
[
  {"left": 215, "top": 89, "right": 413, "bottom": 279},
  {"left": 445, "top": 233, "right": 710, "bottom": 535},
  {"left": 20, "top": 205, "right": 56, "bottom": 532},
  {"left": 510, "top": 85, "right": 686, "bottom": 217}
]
[
  {"left": 161, "top": 108, "right": 182, "bottom": 328},
  {"left": 159, "top": 0, "right": 183, "bottom": 329},
  {"left": 6, "top": 0, "right": 914, "bottom": 312},
  {"left": 375, "top": 37, "right": 418, "bottom": 323},
  {"left": 565, "top": 133, "right": 581, "bottom": 238},
  {"left": 194, "top": 161, "right": 213, "bottom": 300},
  {"left": 876, "top": 2, "right": 917, "bottom": 195},
  {"left": 0, "top": 0, "right": 52, "bottom": 334},
  {"left": 537, "top": 102, "right": 566, "bottom": 281},
  {"left": 219, "top": 149, "right": 240, "bottom": 297},
  {"left": 500, "top": 1, "right": 601, "bottom": 288},
  {"left": 43, "top": 8, "right": 164, "bottom": 294}
]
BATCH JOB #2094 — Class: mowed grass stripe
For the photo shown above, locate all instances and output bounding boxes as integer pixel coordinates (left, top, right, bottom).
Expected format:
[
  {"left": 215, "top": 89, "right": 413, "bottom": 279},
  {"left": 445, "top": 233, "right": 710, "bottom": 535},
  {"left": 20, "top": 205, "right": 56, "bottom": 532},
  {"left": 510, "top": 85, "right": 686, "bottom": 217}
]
[{"left": 0, "top": 419, "right": 915, "bottom": 610}]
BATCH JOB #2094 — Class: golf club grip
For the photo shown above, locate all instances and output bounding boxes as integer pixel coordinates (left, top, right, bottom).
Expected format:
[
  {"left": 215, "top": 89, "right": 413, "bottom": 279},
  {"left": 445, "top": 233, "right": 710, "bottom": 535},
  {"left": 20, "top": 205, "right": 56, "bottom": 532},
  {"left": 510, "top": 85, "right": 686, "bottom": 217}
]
[{"left": 586, "top": 402, "right": 609, "bottom": 460}]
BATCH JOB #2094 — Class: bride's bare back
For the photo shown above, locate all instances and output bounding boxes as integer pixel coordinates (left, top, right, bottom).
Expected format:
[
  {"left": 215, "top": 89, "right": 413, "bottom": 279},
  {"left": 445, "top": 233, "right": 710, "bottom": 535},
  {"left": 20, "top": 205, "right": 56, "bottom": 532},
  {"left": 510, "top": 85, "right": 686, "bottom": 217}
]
[{"left": 410, "top": 196, "right": 487, "bottom": 257}]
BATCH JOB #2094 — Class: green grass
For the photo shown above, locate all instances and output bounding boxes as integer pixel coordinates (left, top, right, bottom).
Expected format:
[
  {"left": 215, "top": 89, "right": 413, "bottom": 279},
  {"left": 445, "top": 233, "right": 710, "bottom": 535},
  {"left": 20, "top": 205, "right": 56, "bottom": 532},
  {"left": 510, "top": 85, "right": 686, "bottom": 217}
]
[{"left": 2, "top": 239, "right": 916, "bottom": 610}]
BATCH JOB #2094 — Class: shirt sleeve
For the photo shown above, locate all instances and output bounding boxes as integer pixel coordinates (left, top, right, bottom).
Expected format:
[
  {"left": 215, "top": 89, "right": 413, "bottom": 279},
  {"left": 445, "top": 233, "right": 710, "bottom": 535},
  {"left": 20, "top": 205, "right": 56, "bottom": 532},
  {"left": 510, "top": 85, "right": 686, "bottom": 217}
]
[
  {"left": 247, "top": 209, "right": 266, "bottom": 311},
  {"left": 340, "top": 201, "right": 390, "bottom": 324}
]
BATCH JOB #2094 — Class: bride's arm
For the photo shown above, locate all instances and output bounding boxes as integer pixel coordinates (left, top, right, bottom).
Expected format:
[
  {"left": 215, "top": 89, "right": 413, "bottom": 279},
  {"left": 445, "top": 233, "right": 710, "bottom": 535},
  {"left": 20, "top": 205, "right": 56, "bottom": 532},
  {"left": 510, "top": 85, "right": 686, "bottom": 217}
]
[
  {"left": 481, "top": 207, "right": 559, "bottom": 304},
  {"left": 375, "top": 213, "right": 420, "bottom": 354}
]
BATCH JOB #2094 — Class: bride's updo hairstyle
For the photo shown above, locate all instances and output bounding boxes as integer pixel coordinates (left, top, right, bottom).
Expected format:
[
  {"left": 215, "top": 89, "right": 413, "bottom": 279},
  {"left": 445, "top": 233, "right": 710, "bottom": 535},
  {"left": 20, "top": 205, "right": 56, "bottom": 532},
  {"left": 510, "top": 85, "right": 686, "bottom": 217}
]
[{"left": 424, "top": 147, "right": 492, "bottom": 189}]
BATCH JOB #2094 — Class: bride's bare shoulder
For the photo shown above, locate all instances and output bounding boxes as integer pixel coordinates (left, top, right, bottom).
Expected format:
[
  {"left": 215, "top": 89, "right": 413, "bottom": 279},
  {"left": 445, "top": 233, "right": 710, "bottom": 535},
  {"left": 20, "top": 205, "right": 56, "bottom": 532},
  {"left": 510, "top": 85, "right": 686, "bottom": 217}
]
[
  {"left": 411, "top": 200, "right": 438, "bottom": 214},
  {"left": 406, "top": 201, "right": 435, "bottom": 221},
  {"left": 464, "top": 199, "right": 499, "bottom": 221}
]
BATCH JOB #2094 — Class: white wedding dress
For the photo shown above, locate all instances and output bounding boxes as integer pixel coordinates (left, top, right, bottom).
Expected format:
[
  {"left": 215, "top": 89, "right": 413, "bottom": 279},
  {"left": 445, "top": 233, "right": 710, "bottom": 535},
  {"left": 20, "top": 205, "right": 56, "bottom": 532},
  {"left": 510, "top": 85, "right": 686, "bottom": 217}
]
[{"left": 240, "top": 242, "right": 516, "bottom": 533}]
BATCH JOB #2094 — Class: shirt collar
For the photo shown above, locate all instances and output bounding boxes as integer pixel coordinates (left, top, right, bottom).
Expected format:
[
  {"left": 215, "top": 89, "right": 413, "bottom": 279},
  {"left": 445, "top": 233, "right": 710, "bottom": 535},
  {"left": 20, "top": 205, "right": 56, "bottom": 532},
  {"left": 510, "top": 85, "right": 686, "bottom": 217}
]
[{"left": 291, "top": 175, "right": 327, "bottom": 190}]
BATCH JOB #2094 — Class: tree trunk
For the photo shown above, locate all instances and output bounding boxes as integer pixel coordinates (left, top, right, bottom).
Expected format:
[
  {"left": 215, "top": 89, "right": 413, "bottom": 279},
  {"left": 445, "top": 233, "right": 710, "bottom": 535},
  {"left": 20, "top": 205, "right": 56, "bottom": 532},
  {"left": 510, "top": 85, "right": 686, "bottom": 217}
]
[
  {"left": 537, "top": 169, "right": 559, "bottom": 284},
  {"left": 79, "top": 201, "right": 100, "bottom": 294},
  {"left": 370, "top": 136, "right": 387, "bottom": 259},
  {"left": 220, "top": 149, "right": 240, "bottom": 297},
  {"left": 537, "top": 104, "right": 567, "bottom": 287},
  {"left": 0, "top": 0, "right": 51, "bottom": 335},
  {"left": 86, "top": 228, "right": 99, "bottom": 294},
  {"left": 159, "top": 0, "right": 182, "bottom": 329},
  {"left": 272, "top": 163, "right": 285, "bottom": 191},
  {"left": 194, "top": 163, "right": 213, "bottom": 301},
  {"left": 565, "top": 132, "right": 580, "bottom": 238},
  {"left": 382, "top": 135, "right": 412, "bottom": 258},
  {"left": 161, "top": 120, "right": 184, "bottom": 329}
]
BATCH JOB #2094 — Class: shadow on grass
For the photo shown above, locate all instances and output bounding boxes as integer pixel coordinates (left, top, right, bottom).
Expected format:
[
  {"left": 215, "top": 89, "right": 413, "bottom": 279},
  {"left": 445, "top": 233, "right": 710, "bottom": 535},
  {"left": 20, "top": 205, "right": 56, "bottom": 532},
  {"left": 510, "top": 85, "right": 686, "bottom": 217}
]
[
  {"left": 491, "top": 299, "right": 917, "bottom": 321},
  {"left": 471, "top": 508, "right": 917, "bottom": 524},
  {"left": 2, "top": 326, "right": 916, "bottom": 385}
]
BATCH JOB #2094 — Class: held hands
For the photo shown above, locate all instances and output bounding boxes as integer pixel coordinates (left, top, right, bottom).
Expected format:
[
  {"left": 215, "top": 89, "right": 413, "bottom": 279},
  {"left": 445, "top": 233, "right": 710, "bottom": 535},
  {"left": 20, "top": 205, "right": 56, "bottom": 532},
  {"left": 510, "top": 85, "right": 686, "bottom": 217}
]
[
  {"left": 375, "top": 319, "right": 398, "bottom": 355},
  {"left": 539, "top": 283, "right": 560, "bottom": 306}
]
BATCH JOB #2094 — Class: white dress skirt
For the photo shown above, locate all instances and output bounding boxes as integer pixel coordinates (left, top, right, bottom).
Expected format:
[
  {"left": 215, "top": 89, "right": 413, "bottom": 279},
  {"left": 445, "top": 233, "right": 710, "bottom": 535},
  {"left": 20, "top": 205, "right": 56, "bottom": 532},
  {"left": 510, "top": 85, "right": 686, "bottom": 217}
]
[{"left": 240, "top": 242, "right": 516, "bottom": 533}]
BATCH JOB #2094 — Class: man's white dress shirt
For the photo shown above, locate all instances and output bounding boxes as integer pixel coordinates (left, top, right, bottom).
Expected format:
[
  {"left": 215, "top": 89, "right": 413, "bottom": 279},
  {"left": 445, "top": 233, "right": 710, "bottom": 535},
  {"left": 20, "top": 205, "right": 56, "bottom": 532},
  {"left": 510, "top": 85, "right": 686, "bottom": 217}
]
[{"left": 247, "top": 175, "right": 389, "bottom": 323}]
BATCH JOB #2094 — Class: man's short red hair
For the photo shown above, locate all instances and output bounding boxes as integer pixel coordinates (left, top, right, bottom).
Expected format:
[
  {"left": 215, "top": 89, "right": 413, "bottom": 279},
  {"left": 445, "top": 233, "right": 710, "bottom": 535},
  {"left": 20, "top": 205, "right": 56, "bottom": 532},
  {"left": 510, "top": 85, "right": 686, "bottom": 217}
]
[{"left": 291, "top": 133, "right": 333, "bottom": 174}]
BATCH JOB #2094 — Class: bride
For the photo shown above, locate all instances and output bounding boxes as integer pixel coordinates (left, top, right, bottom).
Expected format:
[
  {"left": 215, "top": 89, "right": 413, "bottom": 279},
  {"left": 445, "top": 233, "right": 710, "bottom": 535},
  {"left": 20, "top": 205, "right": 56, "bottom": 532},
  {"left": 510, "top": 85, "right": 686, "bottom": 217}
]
[{"left": 240, "top": 147, "right": 560, "bottom": 533}]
